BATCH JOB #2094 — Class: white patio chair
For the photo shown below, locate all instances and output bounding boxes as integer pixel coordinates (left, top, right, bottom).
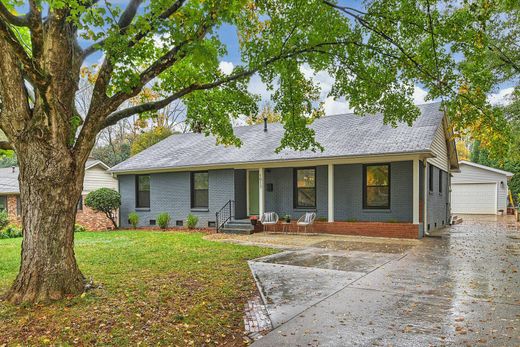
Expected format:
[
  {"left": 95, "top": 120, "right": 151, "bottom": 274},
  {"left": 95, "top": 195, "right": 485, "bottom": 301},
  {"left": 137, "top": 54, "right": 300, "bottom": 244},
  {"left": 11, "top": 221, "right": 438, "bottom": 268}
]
[
  {"left": 297, "top": 212, "right": 316, "bottom": 233},
  {"left": 260, "top": 212, "right": 279, "bottom": 232}
]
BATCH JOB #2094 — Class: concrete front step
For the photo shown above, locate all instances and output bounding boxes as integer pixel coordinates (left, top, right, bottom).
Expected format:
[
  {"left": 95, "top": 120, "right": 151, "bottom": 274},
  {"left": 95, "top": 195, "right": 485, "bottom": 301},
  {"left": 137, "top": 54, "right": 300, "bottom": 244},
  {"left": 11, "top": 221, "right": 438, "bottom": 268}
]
[
  {"left": 225, "top": 220, "right": 254, "bottom": 229},
  {"left": 221, "top": 227, "right": 254, "bottom": 235},
  {"left": 220, "top": 219, "right": 255, "bottom": 234},
  {"left": 450, "top": 215, "right": 463, "bottom": 225}
]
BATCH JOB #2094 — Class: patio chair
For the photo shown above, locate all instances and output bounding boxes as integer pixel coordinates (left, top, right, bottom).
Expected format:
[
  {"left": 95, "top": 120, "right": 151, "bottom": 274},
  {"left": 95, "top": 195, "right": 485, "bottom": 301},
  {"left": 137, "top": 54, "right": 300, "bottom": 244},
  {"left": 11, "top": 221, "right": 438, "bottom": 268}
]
[
  {"left": 260, "top": 212, "right": 279, "bottom": 232},
  {"left": 297, "top": 212, "right": 316, "bottom": 233}
]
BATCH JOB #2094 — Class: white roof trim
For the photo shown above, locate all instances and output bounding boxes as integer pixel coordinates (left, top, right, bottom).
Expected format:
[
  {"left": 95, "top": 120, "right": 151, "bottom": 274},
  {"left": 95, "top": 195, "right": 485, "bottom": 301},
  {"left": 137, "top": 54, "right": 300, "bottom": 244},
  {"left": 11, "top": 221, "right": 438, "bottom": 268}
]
[
  {"left": 459, "top": 160, "right": 514, "bottom": 177},
  {"left": 85, "top": 160, "right": 111, "bottom": 171}
]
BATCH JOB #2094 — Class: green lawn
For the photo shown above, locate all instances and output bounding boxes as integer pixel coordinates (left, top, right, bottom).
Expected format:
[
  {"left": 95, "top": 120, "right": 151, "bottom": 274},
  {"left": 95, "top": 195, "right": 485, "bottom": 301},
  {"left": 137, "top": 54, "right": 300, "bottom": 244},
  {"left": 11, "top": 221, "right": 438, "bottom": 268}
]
[{"left": 0, "top": 231, "right": 276, "bottom": 346}]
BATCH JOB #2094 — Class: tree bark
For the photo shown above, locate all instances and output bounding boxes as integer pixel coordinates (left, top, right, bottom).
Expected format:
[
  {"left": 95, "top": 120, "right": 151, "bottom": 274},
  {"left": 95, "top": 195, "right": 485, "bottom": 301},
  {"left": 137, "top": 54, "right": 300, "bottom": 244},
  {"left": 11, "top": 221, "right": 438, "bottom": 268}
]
[{"left": 5, "top": 142, "right": 86, "bottom": 304}]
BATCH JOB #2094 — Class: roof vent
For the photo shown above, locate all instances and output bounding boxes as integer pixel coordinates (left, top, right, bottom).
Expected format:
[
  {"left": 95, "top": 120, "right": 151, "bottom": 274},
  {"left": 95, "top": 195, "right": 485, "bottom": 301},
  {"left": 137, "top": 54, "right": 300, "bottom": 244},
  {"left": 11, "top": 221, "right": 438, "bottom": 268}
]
[{"left": 263, "top": 117, "right": 268, "bottom": 132}]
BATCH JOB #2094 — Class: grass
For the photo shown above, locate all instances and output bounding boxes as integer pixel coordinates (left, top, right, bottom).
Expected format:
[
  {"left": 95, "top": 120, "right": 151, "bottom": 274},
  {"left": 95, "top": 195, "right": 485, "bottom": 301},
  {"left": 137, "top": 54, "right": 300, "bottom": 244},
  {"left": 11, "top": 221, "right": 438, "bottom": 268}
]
[{"left": 0, "top": 231, "right": 277, "bottom": 346}]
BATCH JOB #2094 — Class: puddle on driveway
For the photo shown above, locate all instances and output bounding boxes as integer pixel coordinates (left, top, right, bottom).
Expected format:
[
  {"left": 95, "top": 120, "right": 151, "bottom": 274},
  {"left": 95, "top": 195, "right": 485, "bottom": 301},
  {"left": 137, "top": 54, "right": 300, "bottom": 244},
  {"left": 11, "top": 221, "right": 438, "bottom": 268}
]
[
  {"left": 260, "top": 251, "right": 386, "bottom": 272},
  {"left": 311, "top": 240, "right": 413, "bottom": 253}
]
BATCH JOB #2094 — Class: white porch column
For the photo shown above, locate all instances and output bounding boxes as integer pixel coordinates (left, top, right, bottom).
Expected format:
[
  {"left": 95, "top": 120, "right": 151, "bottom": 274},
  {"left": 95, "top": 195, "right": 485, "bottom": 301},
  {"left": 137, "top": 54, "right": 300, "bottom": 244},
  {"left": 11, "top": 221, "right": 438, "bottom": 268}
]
[
  {"left": 328, "top": 163, "right": 334, "bottom": 222},
  {"left": 259, "top": 168, "right": 265, "bottom": 216},
  {"left": 423, "top": 161, "right": 428, "bottom": 232},
  {"left": 413, "top": 158, "right": 420, "bottom": 224}
]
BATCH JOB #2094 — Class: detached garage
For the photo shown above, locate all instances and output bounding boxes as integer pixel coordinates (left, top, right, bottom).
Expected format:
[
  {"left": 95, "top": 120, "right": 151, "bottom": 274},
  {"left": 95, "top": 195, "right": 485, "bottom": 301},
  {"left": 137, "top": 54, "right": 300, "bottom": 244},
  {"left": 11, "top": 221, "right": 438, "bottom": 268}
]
[{"left": 451, "top": 161, "right": 513, "bottom": 215}]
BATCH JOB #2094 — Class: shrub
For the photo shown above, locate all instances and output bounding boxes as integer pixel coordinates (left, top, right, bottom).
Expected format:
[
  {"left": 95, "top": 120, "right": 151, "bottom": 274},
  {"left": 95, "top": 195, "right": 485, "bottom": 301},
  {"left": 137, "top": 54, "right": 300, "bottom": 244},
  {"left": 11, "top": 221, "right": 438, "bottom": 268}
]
[
  {"left": 186, "top": 213, "right": 198, "bottom": 229},
  {"left": 0, "top": 210, "right": 9, "bottom": 230},
  {"left": 74, "top": 224, "right": 87, "bottom": 233},
  {"left": 128, "top": 212, "right": 139, "bottom": 228},
  {"left": 0, "top": 225, "right": 22, "bottom": 239},
  {"left": 157, "top": 212, "right": 171, "bottom": 229},
  {"left": 85, "top": 188, "right": 121, "bottom": 229}
]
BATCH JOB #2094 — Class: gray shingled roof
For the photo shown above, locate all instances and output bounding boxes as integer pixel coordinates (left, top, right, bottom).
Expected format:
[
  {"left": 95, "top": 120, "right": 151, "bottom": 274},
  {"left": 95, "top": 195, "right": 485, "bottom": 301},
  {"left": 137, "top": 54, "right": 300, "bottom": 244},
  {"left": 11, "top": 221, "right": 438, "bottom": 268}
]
[{"left": 111, "top": 103, "right": 444, "bottom": 173}]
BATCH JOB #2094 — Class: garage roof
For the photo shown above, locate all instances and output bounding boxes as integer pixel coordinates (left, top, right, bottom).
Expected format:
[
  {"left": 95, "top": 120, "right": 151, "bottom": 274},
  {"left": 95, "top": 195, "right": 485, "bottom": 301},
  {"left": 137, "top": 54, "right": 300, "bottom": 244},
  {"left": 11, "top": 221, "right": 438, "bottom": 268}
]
[{"left": 459, "top": 161, "right": 514, "bottom": 178}]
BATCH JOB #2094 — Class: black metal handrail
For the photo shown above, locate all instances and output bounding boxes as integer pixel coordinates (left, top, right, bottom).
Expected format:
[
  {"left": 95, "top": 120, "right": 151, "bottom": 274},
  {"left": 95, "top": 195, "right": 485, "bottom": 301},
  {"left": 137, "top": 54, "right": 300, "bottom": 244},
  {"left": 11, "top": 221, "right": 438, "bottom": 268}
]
[{"left": 216, "top": 200, "right": 234, "bottom": 233}]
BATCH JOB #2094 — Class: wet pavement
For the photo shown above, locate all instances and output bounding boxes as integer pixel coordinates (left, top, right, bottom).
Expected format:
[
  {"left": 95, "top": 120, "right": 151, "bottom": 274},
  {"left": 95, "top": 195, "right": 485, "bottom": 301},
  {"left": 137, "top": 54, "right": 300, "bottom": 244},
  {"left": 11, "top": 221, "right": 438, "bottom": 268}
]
[{"left": 250, "top": 216, "right": 520, "bottom": 346}]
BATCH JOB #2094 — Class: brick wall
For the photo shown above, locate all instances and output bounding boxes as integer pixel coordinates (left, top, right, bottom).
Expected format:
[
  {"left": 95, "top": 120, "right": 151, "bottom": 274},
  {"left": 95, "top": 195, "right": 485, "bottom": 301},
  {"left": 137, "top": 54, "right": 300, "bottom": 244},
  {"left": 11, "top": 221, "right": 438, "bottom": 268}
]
[
  {"left": 5, "top": 194, "right": 114, "bottom": 231},
  {"left": 119, "top": 169, "right": 235, "bottom": 229},
  {"left": 256, "top": 220, "right": 419, "bottom": 239},
  {"left": 76, "top": 195, "right": 115, "bottom": 231},
  {"left": 427, "top": 164, "right": 449, "bottom": 231},
  {"left": 334, "top": 161, "right": 414, "bottom": 222},
  {"left": 6, "top": 195, "right": 20, "bottom": 225}
]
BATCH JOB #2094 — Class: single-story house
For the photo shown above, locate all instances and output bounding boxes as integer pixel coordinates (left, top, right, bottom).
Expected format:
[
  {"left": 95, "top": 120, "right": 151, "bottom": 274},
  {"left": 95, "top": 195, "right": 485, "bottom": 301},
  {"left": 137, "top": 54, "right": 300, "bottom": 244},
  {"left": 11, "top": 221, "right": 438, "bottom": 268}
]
[
  {"left": 451, "top": 161, "right": 513, "bottom": 215},
  {"left": 111, "top": 103, "right": 459, "bottom": 239},
  {"left": 0, "top": 159, "right": 118, "bottom": 230}
]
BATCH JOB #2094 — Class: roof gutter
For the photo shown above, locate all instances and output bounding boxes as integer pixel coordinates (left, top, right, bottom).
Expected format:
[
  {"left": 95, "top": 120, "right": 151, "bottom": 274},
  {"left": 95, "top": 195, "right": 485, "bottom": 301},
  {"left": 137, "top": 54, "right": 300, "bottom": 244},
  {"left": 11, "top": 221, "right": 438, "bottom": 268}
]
[{"left": 109, "top": 150, "right": 434, "bottom": 176}]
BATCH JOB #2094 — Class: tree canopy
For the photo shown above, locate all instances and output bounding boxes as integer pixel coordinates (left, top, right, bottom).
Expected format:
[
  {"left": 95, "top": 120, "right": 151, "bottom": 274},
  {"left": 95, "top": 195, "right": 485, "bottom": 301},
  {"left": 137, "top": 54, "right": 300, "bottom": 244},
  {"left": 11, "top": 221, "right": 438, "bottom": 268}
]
[{"left": 1, "top": 0, "right": 518, "bottom": 156}]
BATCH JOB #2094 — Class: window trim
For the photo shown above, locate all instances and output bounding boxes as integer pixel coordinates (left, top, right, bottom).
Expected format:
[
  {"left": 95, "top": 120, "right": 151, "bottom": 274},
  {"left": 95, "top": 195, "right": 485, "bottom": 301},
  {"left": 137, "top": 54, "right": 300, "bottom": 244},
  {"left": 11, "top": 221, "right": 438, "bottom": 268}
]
[
  {"left": 363, "top": 163, "right": 391, "bottom": 210},
  {"left": 293, "top": 167, "right": 317, "bottom": 209},
  {"left": 191, "top": 171, "right": 209, "bottom": 209},
  {"left": 135, "top": 174, "right": 151, "bottom": 209}
]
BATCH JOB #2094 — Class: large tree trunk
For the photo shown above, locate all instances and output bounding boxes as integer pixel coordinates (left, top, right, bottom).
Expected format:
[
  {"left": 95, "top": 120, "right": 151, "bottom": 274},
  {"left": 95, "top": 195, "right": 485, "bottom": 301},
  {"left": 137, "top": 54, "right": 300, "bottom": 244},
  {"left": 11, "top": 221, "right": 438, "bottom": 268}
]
[{"left": 5, "top": 143, "right": 87, "bottom": 304}]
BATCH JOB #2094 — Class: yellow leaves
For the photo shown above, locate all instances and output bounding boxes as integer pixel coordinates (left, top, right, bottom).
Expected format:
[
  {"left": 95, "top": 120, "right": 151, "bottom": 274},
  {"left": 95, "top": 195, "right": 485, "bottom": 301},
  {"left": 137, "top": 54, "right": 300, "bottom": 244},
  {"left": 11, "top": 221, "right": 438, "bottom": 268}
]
[
  {"left": 458, "top": 84, "right": 469, "bottom": 95},
  {"left": 80, "top": 65, "right": 99, "bottom": 84}
]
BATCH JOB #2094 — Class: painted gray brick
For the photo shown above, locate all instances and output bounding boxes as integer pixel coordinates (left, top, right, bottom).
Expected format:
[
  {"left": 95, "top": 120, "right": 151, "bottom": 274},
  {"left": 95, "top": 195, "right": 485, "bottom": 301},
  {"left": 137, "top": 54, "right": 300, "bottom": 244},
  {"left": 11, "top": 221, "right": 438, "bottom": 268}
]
[
  {"left": 264, "top": 166, "right": 328, "bottom": 220},
  {"left": 119, "top": 169, "right": 235, "bottom": 228},
  {"left": 427, "top": 164, "right": 449, "bottom": 231},
  {"left": 334, "top": 161, "right": 413, "bottom": 222}
]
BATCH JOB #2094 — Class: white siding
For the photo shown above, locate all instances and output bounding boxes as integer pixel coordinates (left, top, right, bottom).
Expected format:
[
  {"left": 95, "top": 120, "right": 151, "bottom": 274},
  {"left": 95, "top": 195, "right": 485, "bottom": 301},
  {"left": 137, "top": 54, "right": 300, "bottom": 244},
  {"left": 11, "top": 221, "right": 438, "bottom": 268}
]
[
  {"left": 452, "top": 163, "right": 509, "bottom": 211},
  {"left": 427, "top": 123, "right": 449, "bottom": 172},
  {"left": 83, "top": 166, "right": 118, "bottom": 193}
]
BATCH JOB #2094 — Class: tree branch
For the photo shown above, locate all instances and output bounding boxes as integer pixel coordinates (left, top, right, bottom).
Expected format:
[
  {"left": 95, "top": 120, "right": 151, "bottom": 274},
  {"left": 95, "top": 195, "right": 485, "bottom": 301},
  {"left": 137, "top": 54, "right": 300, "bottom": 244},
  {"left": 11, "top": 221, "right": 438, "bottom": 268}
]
[
  {"left": 488, "top": 44, "right": 520, "bottom": 73},
  {"left": 324, "top": 0, "right": 495, "bottom": 119},
  {"left": 27, "top": 0, "right": 44, "bottom": 62},
  {"left": 0, "top": 141, "right": 13, "bottom": 150},
  {"left": 102, "top": 42, "right": 362, "bottom": 127},
  {"left": 0, "top": 3, "right": 29, "bottom": 27},
  {"left": 0, "top": 19, "right": 45, "bottom": 87},
  {"left": 82, "top": 0, "right": 186, "bottom": 58}
]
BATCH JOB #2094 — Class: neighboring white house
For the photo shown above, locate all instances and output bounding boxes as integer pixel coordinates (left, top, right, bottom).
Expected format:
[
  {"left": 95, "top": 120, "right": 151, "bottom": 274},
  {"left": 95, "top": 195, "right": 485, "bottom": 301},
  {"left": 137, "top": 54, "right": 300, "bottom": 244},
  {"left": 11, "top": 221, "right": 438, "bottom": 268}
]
[
  {"left": 451, "top": 161, "right": 513, "bottom": 215},
  {"left": 0, "top": 158, "right": 118, "bottom": 230}
]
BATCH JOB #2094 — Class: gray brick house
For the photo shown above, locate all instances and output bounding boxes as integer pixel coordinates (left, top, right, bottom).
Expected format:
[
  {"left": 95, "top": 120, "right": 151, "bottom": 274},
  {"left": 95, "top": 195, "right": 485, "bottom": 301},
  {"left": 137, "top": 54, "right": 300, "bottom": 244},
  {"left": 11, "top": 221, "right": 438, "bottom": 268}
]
[{"left": 111, "top": 103, "right": 458, "bottom": 238}]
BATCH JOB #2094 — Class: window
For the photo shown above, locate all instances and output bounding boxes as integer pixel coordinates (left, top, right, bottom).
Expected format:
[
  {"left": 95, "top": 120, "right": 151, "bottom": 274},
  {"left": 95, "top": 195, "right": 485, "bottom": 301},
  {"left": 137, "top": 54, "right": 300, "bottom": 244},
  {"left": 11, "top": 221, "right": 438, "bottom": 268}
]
[
  {"left": 293, "top": 168, "right": 316, "bottom": 208},
  {"left": 429, "top": 164, "right": 434, "bottom": 192},
  {"left": 0, "top": 196, "right": 6, "bottom": 212},
  {"left": 77, "top": 195, "right": 83, "bottom": 211},
  {"left": 136, "top": 175, "right": 150, "bottom": 208},
  {"left": 16, "top": 196, "right": 21, "bottom": 216},
  {"left": 363, "top": 164, "right": 390, "bottom": 209},
  {"left": 438, "top": 170, "right": 443, "bottom": 193},
  {"left": 191, "top": 172, "right": 209, "bottom": 209}
]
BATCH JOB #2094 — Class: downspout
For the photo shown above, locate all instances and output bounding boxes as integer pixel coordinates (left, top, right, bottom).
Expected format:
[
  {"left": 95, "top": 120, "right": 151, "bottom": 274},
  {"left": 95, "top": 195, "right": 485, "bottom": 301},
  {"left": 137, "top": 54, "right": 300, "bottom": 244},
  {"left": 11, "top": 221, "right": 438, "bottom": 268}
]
[{"left": 423, "top": 160, "right": 431, "bottom": 236}]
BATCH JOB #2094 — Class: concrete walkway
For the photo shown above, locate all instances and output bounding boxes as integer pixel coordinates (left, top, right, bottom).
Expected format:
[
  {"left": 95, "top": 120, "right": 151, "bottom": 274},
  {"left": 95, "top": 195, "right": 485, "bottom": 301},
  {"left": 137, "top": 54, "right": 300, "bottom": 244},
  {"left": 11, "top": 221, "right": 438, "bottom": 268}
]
[{"left": 246, "top": 216, "right": 519, "bottom": 346}]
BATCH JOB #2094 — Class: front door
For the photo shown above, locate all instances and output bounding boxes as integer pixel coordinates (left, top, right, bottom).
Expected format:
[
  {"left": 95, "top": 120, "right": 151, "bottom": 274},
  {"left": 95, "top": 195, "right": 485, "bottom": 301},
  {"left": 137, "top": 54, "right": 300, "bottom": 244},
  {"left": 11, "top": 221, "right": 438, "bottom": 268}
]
[{"left": 248, "top": 171, "right": 259, "bottom": 216}]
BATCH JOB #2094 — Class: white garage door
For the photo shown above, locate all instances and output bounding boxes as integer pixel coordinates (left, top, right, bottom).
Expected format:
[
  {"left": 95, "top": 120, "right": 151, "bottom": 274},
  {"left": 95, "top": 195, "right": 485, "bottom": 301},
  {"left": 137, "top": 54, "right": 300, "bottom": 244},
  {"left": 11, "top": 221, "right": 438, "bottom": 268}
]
[{"left": 451, "top": 183, "right": 497, "bottom": 214}]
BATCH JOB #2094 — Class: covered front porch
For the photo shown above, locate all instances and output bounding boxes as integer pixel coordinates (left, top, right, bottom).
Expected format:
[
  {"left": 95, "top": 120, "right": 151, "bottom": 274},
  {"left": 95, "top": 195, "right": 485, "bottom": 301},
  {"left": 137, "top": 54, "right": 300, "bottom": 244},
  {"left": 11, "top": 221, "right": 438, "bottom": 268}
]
[{"left": 227, "top": 155, "right": 435, "bottom": 239}]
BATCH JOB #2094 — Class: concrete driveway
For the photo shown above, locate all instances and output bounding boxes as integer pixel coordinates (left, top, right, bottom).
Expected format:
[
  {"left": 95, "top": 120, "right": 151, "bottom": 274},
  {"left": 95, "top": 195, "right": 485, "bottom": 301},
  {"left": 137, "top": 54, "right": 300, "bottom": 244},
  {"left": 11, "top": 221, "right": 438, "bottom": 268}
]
[{"left": 249, "top": 216, "right": 520, "bottom": 346}]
